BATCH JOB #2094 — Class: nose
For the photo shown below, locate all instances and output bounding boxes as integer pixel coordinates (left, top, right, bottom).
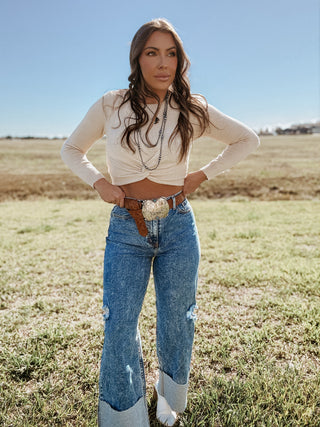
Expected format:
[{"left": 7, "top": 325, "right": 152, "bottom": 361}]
[{"left": 158, "top": 54, "right": 168, "bottom": 69}]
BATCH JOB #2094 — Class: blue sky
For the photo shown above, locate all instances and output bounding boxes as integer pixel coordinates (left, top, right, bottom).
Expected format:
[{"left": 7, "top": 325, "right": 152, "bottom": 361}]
[{"left": 0, "top": 0, "right": 319, "bottom": 137}]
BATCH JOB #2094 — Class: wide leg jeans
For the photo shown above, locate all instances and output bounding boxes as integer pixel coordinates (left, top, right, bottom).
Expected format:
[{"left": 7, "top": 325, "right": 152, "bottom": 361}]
[{"left": 98, "top": 199, "right": 200, "bottom": 427}]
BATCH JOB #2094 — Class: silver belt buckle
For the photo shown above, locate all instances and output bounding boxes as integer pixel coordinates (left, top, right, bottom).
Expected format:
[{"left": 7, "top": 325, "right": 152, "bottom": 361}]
[{"left": 142, "top": 197, "right": 169, "bottom": 221}]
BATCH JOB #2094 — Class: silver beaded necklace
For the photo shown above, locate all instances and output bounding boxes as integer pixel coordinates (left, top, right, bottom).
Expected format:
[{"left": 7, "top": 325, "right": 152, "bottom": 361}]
[
  {"left": 145, "top": 104, "right": 160, "bottom": 124},
  {"left": 136, "top": 94, "right": 169, "bottom": 171}
]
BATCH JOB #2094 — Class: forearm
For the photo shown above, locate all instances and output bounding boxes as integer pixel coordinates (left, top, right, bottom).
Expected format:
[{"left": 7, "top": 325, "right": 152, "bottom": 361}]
[
  {"left": 61, "top": 143, "right": 105, "bottom": 187},
  {"left": 61, "top": 97, "right": 106, "bottom": 187},
  {"left": 200, "top": 136, "right": 260, "bottom": 180},
  {"left": 199, "top": 103, "right": 260, "bottom": 179}
]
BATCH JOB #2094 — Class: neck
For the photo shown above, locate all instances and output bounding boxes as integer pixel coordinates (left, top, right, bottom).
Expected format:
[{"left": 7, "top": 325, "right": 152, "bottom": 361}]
[{"left": 145, "top": 90, "right": 168, "bottom": 104}]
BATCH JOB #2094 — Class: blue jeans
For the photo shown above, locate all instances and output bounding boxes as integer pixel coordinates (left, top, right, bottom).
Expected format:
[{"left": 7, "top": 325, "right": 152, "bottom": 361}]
[{"left": 98, "top": 198, "right": 200, "bottom": 427}]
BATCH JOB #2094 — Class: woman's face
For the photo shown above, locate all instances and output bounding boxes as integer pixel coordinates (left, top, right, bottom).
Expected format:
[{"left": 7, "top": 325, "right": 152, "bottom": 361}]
[{"left": 139, "top": 31, "right": 178, "bottom": 102}]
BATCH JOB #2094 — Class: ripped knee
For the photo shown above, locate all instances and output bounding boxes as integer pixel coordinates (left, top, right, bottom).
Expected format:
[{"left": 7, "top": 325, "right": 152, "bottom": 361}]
[
  {"left": 186, "top": 303, "right": 198, "bottom": 321},
  {"left": 102, "top": 305, "right": 110, "bottom": 321}
]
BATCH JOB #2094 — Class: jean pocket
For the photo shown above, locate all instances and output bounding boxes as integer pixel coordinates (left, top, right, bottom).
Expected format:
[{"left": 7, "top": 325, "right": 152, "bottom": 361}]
[
  {"left": 110, "top": 205, "right": 132, "bottom": 220},
  {"left": 176, "top": 199, "right": 191, "bottom": 214}
]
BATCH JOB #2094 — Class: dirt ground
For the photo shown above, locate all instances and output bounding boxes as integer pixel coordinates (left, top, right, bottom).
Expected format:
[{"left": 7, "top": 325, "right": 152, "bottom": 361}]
[
  {"left": 1, "top": 172, "right": 319, "bottom": 202},
  {"left": 1, "top": 135, "right": 319, "bottom": 201}
]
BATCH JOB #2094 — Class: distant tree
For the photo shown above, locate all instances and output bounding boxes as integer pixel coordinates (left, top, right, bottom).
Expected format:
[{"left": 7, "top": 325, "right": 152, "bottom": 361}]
[
  {"left": 275, "top": 127, "right": 284, "bottom": 135},
  {"left": 258, "top": 128, "right": 273, "bottom": 136}
]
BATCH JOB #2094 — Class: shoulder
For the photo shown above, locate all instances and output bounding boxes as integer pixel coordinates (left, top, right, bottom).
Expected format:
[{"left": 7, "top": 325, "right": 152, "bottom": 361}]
[
  {"left": 102, "top": 89, "right": 128, "bottom": 110},
  {"left": 190, "top": 95, "right": 231, "bottom": 127},
  {"left": 170, "top": 92, "right": 209, "bottom": 110},
  {"left": 190, "top": 93, "right": 208, "bottom": 107}
]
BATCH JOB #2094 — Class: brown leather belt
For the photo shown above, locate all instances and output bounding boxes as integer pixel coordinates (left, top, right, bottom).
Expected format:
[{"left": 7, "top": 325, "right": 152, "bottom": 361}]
[{"left": 124, "top": 192, "right": 185, "bottom": 237}]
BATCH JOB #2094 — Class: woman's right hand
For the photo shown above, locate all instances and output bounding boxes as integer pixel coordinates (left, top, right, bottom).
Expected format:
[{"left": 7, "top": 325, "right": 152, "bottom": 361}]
[{"left": 93, "top": 178, "right": 125, "bottom": 207}]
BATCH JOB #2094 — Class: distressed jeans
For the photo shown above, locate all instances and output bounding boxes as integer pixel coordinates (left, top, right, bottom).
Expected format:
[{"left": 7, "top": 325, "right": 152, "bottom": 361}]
[{"left": 98, "top": 198, "right": 200, "bottom": 427}]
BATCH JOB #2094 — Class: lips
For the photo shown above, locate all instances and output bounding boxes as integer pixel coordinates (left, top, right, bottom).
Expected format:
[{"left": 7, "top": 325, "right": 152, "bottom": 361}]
[{"left": 154, "top": 75, "right": 170, "bottom": 81}]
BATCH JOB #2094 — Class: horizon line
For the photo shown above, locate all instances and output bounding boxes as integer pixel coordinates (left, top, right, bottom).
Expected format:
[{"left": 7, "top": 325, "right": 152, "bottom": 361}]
[{"left": 1, "top": 119, "right": 319, "bottom": 140}]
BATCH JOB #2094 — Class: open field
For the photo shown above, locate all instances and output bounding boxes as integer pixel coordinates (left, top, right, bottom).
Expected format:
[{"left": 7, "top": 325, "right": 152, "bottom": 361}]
[
  {"left": 1, "top": 199, "right": 319, "bottom": 426},
  {"left": 0, "top": 134, "right": 319, "bottom": 201},
  {"left": 1, "top": 134, "right": 320, "bottom": 425}
]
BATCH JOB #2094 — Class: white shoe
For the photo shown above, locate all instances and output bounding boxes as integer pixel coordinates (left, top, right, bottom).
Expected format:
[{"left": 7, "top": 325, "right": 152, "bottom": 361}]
[{"left": 154, "top": 383, "right": 177, "bottom": 426}]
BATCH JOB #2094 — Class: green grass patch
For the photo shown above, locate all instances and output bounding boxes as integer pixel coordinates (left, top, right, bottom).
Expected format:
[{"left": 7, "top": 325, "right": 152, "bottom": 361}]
[{"left": 1, "top": 199, "right": 319, "bottom": 426}]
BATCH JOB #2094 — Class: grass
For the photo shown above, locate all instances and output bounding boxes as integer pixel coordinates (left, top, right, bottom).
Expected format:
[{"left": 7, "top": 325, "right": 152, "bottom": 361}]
[{"left": 1, "top": 199, "right": 319, "bottom": 426}]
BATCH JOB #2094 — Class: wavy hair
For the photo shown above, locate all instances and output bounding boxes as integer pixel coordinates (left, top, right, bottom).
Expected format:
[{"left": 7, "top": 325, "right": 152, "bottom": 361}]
[{"left": 118, "top": 18, "right": 210, "bottom": 161}]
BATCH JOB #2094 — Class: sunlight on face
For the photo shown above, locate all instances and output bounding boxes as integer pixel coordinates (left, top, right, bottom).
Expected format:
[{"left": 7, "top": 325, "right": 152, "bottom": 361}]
[{"left": 139, "top": 31, "right": 178, "bottom": 101}]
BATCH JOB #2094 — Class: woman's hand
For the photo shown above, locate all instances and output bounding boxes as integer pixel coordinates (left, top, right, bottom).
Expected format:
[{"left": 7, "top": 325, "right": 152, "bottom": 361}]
[
  {"left": 183, "top": 170, "right": 207, "bottom": 195},
  {"left": 93, "top": 178, "right": 125, "bottom": 207}
]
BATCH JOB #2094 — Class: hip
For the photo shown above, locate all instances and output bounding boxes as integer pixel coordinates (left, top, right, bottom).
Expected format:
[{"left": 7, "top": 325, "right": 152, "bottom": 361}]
[{"left": 106, "top": 197, "right": 200, "bottom": 253}]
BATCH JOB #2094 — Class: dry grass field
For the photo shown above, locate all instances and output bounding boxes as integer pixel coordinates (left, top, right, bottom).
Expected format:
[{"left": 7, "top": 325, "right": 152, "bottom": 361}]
[
  {"left": 1, "top": 198, "right": 319, "bottom": 426},
  {"left": 1, "top": 134, "right": 320, "bottom": 426},
  {"left": 0, "top": 134, "right": 319, "bottom": 201}
]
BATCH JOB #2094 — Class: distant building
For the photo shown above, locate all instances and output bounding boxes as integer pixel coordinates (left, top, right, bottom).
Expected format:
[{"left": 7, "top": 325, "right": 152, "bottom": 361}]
[{"left": 275, "top": 122, "right": 320, "bottom": 135}]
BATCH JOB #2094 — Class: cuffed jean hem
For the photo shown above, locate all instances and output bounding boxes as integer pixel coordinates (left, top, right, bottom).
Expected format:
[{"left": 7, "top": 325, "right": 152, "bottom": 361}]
[
  {"left": 158, "top": 370, "right": 188, "bottom": 413},
  {"left": 98, "top": 397, "right": 150, "bottom": 427}
]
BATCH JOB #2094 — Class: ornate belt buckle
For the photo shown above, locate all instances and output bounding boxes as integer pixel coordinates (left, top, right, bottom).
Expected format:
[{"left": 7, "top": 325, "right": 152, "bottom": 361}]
[{"left": 142, "top": 197, "right": 169, "bottom": 221}]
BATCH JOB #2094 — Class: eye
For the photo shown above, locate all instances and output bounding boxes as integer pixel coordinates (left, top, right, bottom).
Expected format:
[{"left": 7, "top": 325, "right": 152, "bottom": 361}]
[
  {"left": 146, "top": 50, "right": 156, "bottom": 56},
  {"left": 168, "top": 51, "right": 176, "bottom": 57}
]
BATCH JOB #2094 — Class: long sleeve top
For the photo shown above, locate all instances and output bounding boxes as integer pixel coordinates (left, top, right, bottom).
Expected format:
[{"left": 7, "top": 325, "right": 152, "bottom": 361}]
[{"left": 61, "top": 89, "right": 260, "bottom": 187}]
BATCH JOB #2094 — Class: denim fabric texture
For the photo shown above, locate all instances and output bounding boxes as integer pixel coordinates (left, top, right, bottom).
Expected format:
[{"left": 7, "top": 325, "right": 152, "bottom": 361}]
[{"left": 98, "top": 198, "right": 200, "bottom": 426}]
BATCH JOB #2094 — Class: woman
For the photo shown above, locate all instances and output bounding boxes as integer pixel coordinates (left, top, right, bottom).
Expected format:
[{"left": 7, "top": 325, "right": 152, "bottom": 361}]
[{"left": 61, "top": 18, "right": 259, "bottom": 427}]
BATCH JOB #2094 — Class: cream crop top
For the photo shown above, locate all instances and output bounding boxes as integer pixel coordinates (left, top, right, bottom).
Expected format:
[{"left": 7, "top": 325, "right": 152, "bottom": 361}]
[{"left": 61, "top": 89, "right": 260, "bottom": 188}]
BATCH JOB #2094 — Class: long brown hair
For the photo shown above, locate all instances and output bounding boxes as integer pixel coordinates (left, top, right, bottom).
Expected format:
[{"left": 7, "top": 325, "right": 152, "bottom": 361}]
[{"left": 118, "top": 18, "right": 210, "bottom": 161}]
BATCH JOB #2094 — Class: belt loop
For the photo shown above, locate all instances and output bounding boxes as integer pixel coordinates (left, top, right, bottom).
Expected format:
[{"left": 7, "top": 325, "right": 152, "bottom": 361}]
[{"left": 172, "top": 195, "right": 176, "bottom": 210}]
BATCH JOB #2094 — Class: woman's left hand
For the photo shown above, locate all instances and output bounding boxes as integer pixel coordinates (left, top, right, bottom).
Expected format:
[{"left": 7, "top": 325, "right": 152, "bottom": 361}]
[{"left": 183, "top": 170, "right": 207, "bottom": 195}]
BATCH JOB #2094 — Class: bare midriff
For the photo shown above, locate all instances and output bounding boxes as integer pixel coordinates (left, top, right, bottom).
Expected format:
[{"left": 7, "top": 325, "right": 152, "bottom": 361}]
[{"left": 120, "top": 178, "right": 183, "bottom": 200}]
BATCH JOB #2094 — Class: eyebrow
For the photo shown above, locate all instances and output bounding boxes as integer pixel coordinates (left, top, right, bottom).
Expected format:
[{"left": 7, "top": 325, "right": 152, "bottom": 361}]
[{"left": 143, "top": 46, "right": 176, "bottom": 51}]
